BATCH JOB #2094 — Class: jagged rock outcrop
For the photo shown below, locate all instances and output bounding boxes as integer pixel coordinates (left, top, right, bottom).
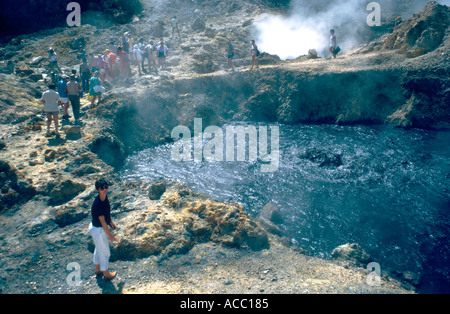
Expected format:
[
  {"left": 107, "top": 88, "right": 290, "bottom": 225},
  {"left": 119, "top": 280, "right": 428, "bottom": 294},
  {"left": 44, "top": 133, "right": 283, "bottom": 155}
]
[
  {"left": 378, "top": 1, "right": 450, "bottom": 58},
  {"left": 332, "top": 243, "right": 372, "bottom": 267},
  {"left": 0, "top": 160, "right": 36, "bottom": 211},
  {"left": 110, "top": 183, "right": 270, "bottom": 260}
]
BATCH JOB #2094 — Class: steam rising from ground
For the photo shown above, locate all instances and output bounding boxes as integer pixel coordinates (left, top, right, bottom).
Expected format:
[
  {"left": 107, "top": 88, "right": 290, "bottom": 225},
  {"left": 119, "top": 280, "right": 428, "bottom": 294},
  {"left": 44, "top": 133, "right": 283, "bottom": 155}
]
[
  {"left": 254, "top": 0, "right": 450, "bottom": 60},
  {"left": 254, "top": 0, "right": 369, "bottom": 59}
]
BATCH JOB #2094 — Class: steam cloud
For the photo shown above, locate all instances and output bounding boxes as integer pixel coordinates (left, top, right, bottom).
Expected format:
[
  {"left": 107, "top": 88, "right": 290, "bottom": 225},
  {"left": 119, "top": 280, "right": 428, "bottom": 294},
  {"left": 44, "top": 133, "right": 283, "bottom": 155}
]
[{"left": 254, "top": 0, "right": 450, "bottom": 60}]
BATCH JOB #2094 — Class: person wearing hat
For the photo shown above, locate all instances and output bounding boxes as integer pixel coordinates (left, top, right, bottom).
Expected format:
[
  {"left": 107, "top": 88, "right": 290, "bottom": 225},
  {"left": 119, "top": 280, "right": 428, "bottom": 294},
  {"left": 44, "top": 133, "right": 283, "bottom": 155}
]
[
  {"left": 57, "top": 75, "right": 71, "bottom": 120},
  {"left": 89, "top": 71, "right": 102, "bottom": 107},
  {"left": 48, "top": 48, "right": 62, "bottom": 74}
]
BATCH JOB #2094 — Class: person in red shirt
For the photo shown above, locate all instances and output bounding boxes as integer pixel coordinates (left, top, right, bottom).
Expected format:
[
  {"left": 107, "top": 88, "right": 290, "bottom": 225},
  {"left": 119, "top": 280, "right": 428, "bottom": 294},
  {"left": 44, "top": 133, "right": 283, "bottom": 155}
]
[
  {"left": 117, "top": 47, "right": 131, "bottom": 78},
  {"left": 105, "top": 49, "right": 118, "bottom": 80}
]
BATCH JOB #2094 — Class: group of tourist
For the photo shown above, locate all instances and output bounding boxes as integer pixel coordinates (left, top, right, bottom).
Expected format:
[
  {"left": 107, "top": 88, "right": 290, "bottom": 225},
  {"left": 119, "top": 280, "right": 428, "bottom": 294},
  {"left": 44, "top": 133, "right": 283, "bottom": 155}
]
[
  {"left": 41, "top": 26, "right": 340, "bottom": 137},
  {"left": 41, "top": 32, "right": 174, "bottom": 136}
]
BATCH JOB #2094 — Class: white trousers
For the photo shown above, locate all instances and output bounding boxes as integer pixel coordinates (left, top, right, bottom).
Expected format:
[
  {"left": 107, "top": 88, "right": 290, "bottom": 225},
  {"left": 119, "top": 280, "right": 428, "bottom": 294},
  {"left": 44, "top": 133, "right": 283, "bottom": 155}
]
[{"left": 89, "top": 223, "right": 110, "bottom": 271}]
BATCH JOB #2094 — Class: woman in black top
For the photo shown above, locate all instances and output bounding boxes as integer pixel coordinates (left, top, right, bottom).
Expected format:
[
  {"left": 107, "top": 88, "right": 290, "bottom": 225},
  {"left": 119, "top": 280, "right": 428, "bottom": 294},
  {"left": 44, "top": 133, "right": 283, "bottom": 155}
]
[{"left": 89, "top": 179, "right": 117, "bottom": 280}]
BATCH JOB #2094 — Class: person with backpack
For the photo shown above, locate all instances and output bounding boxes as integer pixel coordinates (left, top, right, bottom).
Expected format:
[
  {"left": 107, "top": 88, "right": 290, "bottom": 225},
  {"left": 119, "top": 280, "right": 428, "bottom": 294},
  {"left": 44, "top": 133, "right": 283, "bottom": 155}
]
[
  {"left": 329, "top": 29, "right": 339, "bottom": 59},
  {"left": 157, "top": 38, "right": 169, "bottom": 69},
  {"left": 250, "top": 40, "right": 259, "bottom": 69},
  {"left": 89, "top": 71, "right": 103, "bottom": 107},
  {"left": 57, "top": 75, "right": 71, "bottom": 120}
]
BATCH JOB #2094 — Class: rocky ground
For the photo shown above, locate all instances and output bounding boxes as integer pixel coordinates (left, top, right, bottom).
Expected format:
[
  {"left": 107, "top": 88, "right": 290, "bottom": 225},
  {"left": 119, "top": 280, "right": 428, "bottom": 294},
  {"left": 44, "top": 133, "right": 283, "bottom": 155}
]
[{"left": 0, "top": 0, "right": 448, "bottom": 294}]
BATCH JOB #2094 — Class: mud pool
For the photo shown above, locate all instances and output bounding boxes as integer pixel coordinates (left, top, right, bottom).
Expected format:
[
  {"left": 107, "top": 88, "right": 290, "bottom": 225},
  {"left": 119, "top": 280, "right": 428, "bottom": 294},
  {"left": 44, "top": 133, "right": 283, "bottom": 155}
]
[{"left": 121, "top": 123, "right": 450, "bottom": 293}]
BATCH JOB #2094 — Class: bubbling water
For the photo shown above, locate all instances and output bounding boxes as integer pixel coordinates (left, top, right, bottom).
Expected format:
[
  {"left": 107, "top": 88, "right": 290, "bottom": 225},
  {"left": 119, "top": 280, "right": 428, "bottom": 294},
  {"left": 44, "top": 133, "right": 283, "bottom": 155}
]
[{"left": 121, "top": 123, "right": 450, "bottom": 293}]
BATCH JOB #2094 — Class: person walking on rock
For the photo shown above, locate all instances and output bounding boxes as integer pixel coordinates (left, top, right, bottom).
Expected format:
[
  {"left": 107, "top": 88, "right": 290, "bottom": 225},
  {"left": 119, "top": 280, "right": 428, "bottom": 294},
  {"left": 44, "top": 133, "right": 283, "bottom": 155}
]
[
  {"left": 89, "top": 179, "right": 117, "bottom": 280},
  {"left": 40, "top": 83, "right": 62, "bottom": 136},
  {"left": 57, "top": 75, "right": 71, "bottom": 120},
  {"left": 89, "top": 71, "right": 103, "bottom": 107},
  {"left": 67, "top": 75, "right": 81, "bottom": 124},
  {"left": 226, "top": 40, "right": 235, "bottom": 72},
  {"left": 48, "top": 48, "right": 62, "bottom": 74},
  {"left": 329, "top": 29, "right": 337, "bottom": 59},
  {"left": 157, "top": 38, "right": 169, "bottom": 69}
]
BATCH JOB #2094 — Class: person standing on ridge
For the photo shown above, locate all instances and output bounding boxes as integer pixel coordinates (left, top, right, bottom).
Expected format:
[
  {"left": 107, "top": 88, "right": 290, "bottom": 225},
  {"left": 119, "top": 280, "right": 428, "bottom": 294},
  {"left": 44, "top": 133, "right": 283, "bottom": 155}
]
[
  {"left": 329, "top": 29, "right": 337, "bottom": 58},
  {"left": 145, "top": 40, "right": 157, "bottom": 72},
  {"left": 67, "top": 75, "right": 81, "bottom": 124},
  {"left": 89, "top": 179, "right": 117, "bottom": 280},
  {"left": 89, "top": 71, "right": 102, "bottom": 107},
  {"left": 394, "top": 16, "right": 403, "bottom": 30},
  {"left": 157, "top": 38, "right": 169, "bottom": 69},
  {"left": 226, "top": 40, "right": 235, "bottom": 72},
  {"left": 133, "top": 44, "right": 143, "bottom": 75},
  {"left": 79, "top": 58, "right": 91, "bottom": 94},
  {"left": 250, "top": 40, "right": 259, "bottom": 69},
  {"left": 171, "top": 16, "right": 181, "bottom": 38}
]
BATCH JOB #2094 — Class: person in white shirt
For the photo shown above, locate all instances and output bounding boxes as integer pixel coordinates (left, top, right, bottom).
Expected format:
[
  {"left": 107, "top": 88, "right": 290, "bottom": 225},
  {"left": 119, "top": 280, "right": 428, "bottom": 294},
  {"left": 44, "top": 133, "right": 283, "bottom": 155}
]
[
  {"left": 133, "top": 44, "right": 143, "bottom": 75},
  {"left": 145, "top": 40, "right": 156, "bottom": 72},
  {"left": 40, "top": 84, "right": 62, "bottom": 136},
  {"left": 329, "top": 29, "right": 337, "bottom": 58},
  {"left": 48, "top": 48, "right": 62, "bottom": 74},
  {"left": 157, "top": 38, "right": 169, "bottom": 69}
]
